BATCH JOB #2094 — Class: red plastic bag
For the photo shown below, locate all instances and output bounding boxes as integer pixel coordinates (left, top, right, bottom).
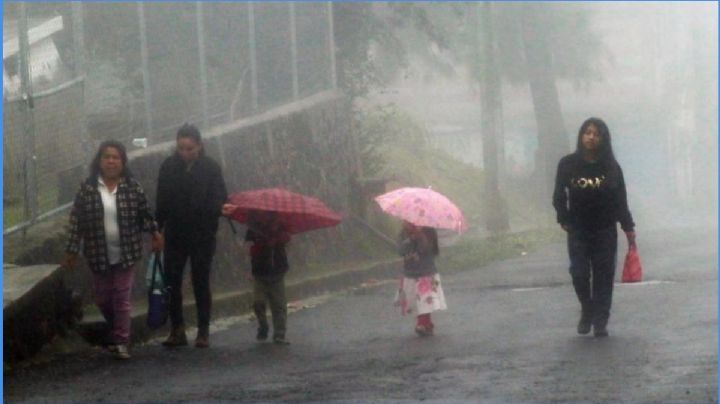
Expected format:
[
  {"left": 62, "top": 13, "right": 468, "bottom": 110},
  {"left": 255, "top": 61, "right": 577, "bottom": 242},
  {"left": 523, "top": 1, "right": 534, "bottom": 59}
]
[{"left": 621, "top": 245, "right": 643, "bottom": 283}]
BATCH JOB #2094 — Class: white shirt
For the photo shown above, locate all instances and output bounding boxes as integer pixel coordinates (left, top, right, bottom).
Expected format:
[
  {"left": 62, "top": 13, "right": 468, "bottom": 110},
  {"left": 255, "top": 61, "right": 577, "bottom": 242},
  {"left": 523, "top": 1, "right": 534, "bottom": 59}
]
[{"left": 98, "top": 177, "right": 122, "bottom": 265}]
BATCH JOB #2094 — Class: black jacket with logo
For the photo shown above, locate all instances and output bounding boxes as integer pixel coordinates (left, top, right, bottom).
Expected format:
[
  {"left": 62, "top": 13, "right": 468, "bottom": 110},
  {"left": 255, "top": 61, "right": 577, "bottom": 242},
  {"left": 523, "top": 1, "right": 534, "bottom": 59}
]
[{"left": 553, "top": 153, "right": 635, "bottom": 232}]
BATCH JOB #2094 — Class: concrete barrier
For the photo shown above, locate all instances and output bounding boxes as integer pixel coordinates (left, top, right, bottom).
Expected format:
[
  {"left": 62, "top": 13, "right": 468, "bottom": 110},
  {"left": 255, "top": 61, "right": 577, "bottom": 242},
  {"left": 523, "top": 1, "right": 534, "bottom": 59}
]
[{"left": 3, "top": 264, "right": 83, "bottom": 364}]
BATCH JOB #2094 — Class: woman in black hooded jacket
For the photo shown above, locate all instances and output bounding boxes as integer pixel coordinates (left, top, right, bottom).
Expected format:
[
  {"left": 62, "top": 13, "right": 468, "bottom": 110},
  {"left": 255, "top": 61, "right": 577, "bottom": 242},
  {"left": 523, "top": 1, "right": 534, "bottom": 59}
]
[{"left": 553, "top": 117, "right": 636, "bottom": 337}]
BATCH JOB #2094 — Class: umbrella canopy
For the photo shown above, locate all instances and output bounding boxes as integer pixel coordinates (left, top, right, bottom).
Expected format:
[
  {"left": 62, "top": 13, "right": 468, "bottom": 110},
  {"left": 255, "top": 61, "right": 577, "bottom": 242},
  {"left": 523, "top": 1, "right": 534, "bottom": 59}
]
[
  {"left": 374, "top": 187, "right": 467, "bottom": 233},
  {"left": 226, "top": 188, "right": 342, "bottom": 234}
]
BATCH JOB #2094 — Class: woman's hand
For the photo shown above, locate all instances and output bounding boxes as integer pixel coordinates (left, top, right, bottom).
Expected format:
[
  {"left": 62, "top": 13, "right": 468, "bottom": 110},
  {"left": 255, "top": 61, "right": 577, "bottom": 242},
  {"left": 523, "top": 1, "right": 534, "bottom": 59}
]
[
  {"left": 243, "top": 241, "right": 254, "bottom": 255},
  {"left": 625, "top": 231, "right": 636, "bottom": 247},
  {"left": 61, "top": 253, "right": 78, "bottom": 270},
  {"left": 151, "top": 231, "right": 164, "bottom": 252},
  {"left": 222, "top": 203, "right": 238, "bottom": 216}
]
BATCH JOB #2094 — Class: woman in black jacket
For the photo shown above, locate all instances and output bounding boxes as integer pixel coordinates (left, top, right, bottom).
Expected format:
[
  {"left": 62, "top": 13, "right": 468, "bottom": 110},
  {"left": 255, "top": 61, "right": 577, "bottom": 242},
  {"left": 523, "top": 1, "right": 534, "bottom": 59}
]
[
  {"left": 553, "top": 117, "right": 636, "bottom": 337},
  {"left": 156, "top": 124, "right": 227, "bottom": 348}
]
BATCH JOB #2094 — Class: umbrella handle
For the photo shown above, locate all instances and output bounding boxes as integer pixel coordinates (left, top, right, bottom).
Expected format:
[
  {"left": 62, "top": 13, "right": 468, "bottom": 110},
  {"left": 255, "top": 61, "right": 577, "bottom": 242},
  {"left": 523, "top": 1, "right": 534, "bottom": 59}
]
[{"left": 226, "top": 218, "right": 237, "bottom": 235}]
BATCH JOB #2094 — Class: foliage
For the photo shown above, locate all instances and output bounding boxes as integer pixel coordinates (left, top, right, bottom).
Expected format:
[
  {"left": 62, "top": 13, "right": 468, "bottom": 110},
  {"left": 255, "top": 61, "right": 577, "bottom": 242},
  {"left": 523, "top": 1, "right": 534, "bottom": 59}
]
[
  {"left": 340, "top": 3, "right": 607, "bottom": 89},
  {"left": 438, "top": 228, "right": 564, "bottom": 274}
]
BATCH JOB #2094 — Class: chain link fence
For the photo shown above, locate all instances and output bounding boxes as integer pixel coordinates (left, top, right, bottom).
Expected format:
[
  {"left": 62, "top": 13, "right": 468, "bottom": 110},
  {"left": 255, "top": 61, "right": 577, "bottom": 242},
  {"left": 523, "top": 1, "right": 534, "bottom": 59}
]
[{"left": 4, "top": 2, "right": 336, "bottom": 234}]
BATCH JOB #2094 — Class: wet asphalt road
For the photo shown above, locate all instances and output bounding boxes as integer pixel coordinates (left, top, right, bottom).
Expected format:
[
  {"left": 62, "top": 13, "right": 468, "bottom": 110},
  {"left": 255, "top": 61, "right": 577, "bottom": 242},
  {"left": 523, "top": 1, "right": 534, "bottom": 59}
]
[{"left": 5, "top": 226, "right": 717, "bottom": 404}]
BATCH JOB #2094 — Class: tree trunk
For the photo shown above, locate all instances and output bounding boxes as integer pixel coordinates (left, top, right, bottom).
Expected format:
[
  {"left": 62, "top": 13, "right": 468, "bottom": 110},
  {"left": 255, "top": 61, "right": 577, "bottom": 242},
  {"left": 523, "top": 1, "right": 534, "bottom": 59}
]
[
  {"left": 519, "top": 4, "right": 569, "bottom": 216},
  {"left": 478, "top": 3, "right": 509, "bottom": 234}
]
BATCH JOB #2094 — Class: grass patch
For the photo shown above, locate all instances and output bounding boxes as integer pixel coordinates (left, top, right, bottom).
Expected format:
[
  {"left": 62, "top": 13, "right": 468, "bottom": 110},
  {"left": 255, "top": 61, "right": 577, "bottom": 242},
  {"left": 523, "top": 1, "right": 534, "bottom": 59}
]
[
  {"left": 4, "top": 185, "right": 61, "bottom": 230},
  {"left": 438, "top": 228, "right": 565, "bottom": 274}
]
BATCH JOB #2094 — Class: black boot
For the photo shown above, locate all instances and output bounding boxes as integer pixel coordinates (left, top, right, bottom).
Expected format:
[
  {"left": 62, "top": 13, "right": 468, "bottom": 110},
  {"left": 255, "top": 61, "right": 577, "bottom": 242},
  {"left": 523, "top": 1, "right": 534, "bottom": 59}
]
[
  {"left": 593, "top": 318, "right": 609, "bottom": 337},
  {"left": 162, "top": 325, "right": 188, "bottom": 347},
  {"left": 572, "top": 276, "right": 593, "bottom": 335},
  {"left": 256, "top": 325, "right": 269, "bottom": 341},
  {"left": 577, "top": 310, "right": 592, "bottom": 335},
  {"left": 195, "top": 326, "right": 210, "bottom": 348}
]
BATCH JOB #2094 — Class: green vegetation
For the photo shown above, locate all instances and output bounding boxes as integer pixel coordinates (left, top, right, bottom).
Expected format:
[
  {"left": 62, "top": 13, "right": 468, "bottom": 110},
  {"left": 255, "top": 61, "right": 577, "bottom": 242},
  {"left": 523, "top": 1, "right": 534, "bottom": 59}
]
[
  {"left": 289, "top": 105, "right": 561, "bottom": 280},
  {"left": 438, "top": 228, "right": 564, "bottom": 274},
  {"left": 4, "top": 185, "right": 60, "bottom": 230},
  {"left": 358, "top": 104, "right": 546, "bottom": 229}
]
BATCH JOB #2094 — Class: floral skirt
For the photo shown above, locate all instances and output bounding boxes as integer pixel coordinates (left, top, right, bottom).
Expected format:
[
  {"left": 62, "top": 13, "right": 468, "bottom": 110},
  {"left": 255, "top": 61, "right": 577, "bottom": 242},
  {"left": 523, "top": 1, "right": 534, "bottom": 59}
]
[{"left": 394, "top": 274, "right": 447, "bottom": 316}]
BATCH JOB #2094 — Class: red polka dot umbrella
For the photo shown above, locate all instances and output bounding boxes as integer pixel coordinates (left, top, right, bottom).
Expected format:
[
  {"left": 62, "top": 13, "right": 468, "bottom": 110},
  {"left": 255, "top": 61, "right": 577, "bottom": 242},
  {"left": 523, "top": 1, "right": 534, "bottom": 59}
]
[{"left": 374, "top": 187, "right": 467, "bottom": 233}]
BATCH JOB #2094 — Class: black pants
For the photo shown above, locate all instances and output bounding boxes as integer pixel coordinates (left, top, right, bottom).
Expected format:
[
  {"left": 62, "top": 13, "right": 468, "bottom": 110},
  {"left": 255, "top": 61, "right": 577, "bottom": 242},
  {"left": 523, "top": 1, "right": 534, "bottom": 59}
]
[
  {"left": 164, "top": 237, "right": 216, "bottom": 330},
  {"left": 567, "top": 226, "right": 618, "bottom": 327}
]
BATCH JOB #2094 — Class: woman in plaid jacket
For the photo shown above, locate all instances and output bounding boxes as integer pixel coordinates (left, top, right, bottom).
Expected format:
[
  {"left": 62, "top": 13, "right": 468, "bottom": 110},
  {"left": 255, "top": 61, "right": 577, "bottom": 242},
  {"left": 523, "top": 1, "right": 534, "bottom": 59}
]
[{"left": 62, "top": 140, "right": 163, "bottom": 359}]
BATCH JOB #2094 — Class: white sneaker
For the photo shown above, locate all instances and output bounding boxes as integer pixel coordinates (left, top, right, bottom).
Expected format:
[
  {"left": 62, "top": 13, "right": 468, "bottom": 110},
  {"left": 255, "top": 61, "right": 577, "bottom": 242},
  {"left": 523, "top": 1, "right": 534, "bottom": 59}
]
[{"left": 113, "top": 344, "right": 131, "bottom": 360}]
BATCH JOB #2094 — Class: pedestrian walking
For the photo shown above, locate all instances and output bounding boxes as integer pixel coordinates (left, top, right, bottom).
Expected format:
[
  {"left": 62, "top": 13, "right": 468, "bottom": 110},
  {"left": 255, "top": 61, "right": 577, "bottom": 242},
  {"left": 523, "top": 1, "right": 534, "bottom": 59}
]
[
  {"left": 62, "top": 140, "right": 163, "bottom": 359},
  {"left": 395, "top": 221, "right": 447, "bottom": 336},
  {"left": 222, "top": 188, "right": 342, "bottom": 345},
  {"left": 552, "top": 117, "right": 636, "bottom": 337},
  {"left": 156, "top": 123, "right": 227, "bottom": 348},
  {"left": 373, "top": 187, "right": 460, "bottom": 337},
  {"left": 224, "top": 207, "right": 292, "bottom": 344}
]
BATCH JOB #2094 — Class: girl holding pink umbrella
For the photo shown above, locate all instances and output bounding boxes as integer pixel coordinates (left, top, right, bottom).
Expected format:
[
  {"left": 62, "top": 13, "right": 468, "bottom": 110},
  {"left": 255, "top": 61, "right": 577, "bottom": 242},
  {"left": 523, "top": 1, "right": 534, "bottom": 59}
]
[
  {"left": 375, "top": 187, "right": 465, "bottom": 336},
  {"left": 396, "top": 221, "right": 447, "bottom": 336}
]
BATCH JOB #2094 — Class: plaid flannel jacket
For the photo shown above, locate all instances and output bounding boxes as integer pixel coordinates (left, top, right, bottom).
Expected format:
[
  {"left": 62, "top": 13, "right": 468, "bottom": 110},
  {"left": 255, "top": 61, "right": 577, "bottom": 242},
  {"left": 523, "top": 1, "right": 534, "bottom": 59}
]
[{"left": 66, "top": 177, "right": 157, "bottom": 273}]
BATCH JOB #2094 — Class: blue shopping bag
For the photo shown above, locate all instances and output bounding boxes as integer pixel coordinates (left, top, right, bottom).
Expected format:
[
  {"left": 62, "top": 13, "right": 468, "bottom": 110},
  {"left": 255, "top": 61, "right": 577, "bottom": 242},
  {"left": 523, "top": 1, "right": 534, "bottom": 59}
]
[{"left": 146, "top": 253, "right": 169, "bottom": 329}]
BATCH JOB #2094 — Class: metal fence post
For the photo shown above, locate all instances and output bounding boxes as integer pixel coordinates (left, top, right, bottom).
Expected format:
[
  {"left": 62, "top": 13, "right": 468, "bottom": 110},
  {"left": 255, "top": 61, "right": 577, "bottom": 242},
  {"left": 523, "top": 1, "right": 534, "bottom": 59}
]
[
  {"left": 196, "top": 2, "right": 209, "bottom": 128},
  {"left": 137, "top": 3, "right": 154, "bottom": 138},
  {"left": 326, "top": 2, "right": 337, "bottom": 90},
  {"left": 289, "top": 2, "right": 299, "bottom": 100},
  {"left": 18, "top": 3, "right": 38, "bottom": 228},
  {"left": 248, "top": 2, "right": 258, "bottom": 111},
  {"left": 71, "top": 2, "right": 91, "bottom": 161}
]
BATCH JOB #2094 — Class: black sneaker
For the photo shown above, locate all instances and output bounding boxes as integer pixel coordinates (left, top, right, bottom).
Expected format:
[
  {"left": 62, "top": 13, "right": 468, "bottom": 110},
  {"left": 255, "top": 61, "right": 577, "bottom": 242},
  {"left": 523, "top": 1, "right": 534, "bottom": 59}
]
[
  {"left": 273, "top": 335, "right": 290, "bottom": 345},
  {"left": 594, "top": 325, "right": 609, "bottom": 338},
  {"left": 577, "top": 313, "right": 592, "bottom": 335},
  {"left": 256, "top": 326, "right": 269, "bottom": 341}
]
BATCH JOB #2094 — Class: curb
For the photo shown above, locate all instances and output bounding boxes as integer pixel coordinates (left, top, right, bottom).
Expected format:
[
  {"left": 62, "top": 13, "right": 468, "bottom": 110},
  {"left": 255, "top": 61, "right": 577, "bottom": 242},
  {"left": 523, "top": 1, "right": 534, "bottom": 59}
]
[{"left": 78, "top": 258, "right": 403, "bottom": 346}]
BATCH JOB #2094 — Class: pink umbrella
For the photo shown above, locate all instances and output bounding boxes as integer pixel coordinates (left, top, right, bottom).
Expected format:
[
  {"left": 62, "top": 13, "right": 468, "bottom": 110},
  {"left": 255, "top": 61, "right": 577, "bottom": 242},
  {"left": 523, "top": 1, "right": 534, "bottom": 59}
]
[{"left": 374, "top": 187, "right": 467, "bottom": 233}]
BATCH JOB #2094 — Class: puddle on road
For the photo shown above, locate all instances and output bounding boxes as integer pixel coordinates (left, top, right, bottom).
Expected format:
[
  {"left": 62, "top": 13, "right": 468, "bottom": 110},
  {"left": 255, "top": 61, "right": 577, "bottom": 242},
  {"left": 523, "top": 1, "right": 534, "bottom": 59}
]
[
  {"left": 616, "top": 280, "right": 676, "bottom": 286},
  {"left": 511, "top": 287, "right": 548, "bottom": 292},
  {"left": 510, "top": 280, "right": 676, "bottom": 294}
]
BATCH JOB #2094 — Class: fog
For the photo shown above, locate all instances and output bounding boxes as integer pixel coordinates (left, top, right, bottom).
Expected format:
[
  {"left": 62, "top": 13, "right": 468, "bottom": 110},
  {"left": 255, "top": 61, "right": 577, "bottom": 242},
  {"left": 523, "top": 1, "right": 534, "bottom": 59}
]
[
  {"left": 3, "top": 2, "right": 717, "bottom": 235},
  {"left": 368, "top": 2, "right": 718, "bottom": 231}
]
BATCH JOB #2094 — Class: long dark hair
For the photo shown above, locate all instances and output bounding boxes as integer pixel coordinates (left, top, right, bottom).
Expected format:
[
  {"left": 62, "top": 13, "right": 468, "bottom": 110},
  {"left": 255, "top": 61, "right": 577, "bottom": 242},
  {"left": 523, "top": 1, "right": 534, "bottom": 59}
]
[
  {"left": 89, "top": 140, "right": 132, "bottom": 181},
  {"left": 176, "top": 123, "right": 205, "bottom": 157},
  {"left": 574, "top": 117, "right": 620, "bottom": 186},
  {"left": 422, "top": 227, "right": 439, "bottom": 256}
]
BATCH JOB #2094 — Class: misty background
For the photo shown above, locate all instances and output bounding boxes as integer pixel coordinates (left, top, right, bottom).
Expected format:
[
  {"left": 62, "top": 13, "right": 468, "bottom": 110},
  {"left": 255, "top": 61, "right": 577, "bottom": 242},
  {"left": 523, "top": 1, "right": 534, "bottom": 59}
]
[{"left": 3, "top": 1, "right": 717, "bottom": 238}]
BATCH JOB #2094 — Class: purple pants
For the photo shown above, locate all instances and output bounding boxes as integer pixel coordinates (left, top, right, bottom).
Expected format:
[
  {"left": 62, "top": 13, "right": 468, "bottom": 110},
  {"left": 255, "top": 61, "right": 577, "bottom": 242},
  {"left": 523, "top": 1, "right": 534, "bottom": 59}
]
[{"left": 92, "top": 264, "right": 135, "bottom": 345}]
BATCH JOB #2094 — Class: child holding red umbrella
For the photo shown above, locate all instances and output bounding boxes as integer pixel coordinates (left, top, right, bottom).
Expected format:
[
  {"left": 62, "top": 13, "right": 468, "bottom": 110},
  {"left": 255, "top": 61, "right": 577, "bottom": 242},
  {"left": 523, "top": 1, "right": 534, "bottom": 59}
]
[{"left": 223, "top": 206, "right": 292, "bottom": 344}]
